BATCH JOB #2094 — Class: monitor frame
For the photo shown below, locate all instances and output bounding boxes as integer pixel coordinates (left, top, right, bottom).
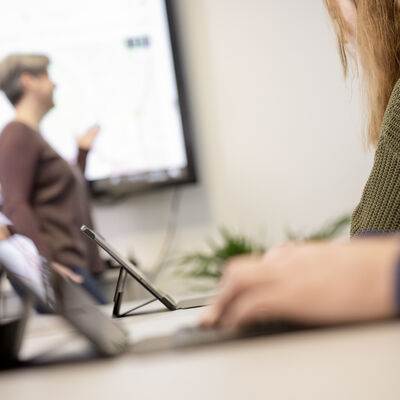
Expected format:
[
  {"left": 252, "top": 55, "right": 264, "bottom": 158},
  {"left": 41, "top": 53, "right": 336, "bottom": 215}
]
[{"left": 88, "top": 0, "right": 197, "bottom": 200}]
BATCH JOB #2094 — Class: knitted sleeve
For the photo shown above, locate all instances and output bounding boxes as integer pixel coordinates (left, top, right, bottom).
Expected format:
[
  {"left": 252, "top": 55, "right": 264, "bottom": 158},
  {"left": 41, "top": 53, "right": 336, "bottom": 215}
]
[{"left": 351, "top": 79, "right": 400, "bottom": 236}]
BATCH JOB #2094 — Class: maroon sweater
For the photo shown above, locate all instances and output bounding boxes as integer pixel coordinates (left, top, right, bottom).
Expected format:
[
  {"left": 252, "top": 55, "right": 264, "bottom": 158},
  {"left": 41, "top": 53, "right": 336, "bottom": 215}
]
[{"left": 0, "top": 121, "right": 105, "bottom": 275}]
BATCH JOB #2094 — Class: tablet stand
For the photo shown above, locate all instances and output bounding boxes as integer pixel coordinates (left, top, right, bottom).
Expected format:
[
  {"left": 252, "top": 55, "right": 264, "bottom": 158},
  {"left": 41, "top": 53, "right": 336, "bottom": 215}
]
[{"left": 112, "top": 267, "right": 157, "bottom": 318}]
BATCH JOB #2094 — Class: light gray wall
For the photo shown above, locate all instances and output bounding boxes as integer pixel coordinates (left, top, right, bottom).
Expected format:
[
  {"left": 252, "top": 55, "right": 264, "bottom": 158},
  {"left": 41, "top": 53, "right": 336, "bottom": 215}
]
[{"left": 92, "top": 0, "right": 373, "bottom": 268}]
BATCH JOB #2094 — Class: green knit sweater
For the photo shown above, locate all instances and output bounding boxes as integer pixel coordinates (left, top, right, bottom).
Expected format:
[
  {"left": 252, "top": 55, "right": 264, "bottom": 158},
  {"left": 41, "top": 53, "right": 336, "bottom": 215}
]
[{"left": 351, "top": 78, "right": 400, "bottom": 236}]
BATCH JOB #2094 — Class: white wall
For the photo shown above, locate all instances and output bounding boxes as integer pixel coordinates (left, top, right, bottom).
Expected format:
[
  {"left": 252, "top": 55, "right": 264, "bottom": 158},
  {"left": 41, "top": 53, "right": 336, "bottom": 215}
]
[{"left": 92, "top": 0, "right": 374, "bottom": 268}]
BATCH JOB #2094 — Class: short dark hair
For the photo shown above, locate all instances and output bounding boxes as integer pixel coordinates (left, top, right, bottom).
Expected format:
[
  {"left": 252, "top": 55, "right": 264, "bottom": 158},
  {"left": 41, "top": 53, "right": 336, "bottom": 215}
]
[{"left": 0, "top": 54, "right": 49, "bottom": 106}]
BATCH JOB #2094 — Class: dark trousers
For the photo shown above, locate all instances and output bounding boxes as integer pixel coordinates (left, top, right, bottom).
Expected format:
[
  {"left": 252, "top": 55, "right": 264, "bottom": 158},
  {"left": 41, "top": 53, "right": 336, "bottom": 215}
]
[
  {"left": 69, "top": 266, "right": 107, "bottom": 305},
  {"left": 10, "top": 266, "right": 107, "bottom": 312}
]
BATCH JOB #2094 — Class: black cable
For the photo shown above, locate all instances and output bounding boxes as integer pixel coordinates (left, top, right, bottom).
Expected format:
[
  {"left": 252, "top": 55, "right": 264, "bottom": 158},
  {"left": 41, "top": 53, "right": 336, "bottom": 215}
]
[{"left": 151, "top": 187, "right": 182, "bottom": 277}]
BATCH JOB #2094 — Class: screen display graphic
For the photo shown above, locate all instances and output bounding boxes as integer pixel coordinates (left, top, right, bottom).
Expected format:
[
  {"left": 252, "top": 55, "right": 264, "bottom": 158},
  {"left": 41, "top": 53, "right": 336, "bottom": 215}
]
[{"left": 0, "top": 0, "right": 195, "bottom": 198}]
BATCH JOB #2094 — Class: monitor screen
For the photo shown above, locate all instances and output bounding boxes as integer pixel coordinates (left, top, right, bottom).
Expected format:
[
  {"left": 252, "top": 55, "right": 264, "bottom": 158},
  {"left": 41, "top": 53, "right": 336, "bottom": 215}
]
[{"left": 0, "top": 0, "right": 196, "bottom": 199}]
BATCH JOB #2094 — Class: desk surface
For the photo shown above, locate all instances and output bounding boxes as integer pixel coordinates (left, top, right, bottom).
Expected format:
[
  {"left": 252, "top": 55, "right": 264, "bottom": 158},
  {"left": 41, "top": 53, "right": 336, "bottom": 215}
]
[{"left": 1, "top": 306, "right": 400, "bottom": 400}]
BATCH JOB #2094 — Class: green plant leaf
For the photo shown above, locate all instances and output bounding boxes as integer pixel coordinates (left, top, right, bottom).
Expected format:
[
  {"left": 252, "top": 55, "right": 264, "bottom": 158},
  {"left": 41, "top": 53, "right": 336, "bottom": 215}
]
[
  {"left": 176, "top": 227, "right": 266, "bottom": 278},
  {"left": 286, "top": 214, "right": 351, "bottom": 242},
  {"left": 174, "top": 214, "right": 351, "bottom": 279}
]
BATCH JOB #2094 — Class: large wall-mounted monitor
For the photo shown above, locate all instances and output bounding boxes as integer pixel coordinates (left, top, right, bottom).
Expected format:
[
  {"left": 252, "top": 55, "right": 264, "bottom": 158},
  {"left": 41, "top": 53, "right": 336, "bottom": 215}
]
[{"left": 0, "top": 0, "right": 196, "bottom": 199}]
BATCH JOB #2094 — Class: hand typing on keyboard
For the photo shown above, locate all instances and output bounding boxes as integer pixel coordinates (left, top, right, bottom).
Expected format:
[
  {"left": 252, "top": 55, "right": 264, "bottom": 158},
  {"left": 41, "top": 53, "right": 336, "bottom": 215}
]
[{"left": 201, "top": 239, "right": 399, "bottom": 330}]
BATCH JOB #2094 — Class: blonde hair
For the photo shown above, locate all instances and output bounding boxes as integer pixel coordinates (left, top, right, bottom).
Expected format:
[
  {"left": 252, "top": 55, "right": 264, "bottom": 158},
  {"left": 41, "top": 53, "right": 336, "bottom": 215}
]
[
  {"left": 0, "top": 54, "right": 49, "bottom": 106},
  {"left": 324, "top": 0, "right": 400, "bottom": 146}
]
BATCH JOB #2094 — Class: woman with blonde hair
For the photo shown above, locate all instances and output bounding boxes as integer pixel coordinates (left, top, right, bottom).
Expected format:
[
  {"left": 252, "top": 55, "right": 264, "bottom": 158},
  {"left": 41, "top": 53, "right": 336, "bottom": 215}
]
[
  {"left": 324, "top": 0, "right": 400, "bottom": 235},
  {"left": 202, "top": 0, "right": 400, "bottom": 329}
]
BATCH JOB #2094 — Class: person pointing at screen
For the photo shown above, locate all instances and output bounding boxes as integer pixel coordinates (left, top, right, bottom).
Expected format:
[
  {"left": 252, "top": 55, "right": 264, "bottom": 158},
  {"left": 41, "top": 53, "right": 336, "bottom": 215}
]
[{"left": 0, "top": 54, "right": 106, "bottom": 303}]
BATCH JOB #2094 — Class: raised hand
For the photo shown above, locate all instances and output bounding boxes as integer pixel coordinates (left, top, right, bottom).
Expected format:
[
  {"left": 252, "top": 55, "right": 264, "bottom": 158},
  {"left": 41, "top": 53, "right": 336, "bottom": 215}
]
[{"left": 76, "top": 124, "right": 101, "bottom": 151}]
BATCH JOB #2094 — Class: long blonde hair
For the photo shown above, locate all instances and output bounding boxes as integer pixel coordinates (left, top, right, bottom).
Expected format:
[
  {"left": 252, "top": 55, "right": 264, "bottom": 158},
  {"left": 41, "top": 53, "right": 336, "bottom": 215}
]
[{"left": 324, "top": 0, "right": 400, "bottom": 146}]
